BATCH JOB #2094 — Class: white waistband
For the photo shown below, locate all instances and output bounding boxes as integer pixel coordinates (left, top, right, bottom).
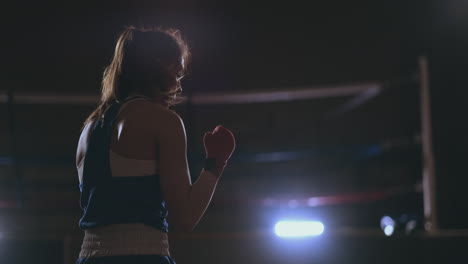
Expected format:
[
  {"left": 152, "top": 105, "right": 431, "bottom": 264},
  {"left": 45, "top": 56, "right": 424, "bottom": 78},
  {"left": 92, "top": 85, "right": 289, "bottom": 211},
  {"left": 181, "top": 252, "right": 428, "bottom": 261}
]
[{"left": 79, "top": 223, "right": 170, "bottom": 258}]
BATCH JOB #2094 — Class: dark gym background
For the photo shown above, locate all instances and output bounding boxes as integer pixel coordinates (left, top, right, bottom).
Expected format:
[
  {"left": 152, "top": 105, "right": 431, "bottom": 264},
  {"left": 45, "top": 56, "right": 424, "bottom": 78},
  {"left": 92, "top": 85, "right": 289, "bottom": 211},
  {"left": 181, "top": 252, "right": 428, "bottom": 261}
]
[{"left": 1, "top": 0, "right": 468, "bottom": 263}]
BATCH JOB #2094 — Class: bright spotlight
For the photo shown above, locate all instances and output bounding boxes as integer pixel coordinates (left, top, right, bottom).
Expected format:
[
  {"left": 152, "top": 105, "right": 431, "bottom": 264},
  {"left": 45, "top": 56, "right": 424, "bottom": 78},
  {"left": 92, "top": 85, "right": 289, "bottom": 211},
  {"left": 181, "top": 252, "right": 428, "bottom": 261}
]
[
  {"left": 380, "top": 216, "right": 396, "bottom": 236},
  {"left": 383, "top": 225, "right": 394, "bottom": 236},
  {"left": 274, "top": 221, "right": 325, "bottom": 237}
]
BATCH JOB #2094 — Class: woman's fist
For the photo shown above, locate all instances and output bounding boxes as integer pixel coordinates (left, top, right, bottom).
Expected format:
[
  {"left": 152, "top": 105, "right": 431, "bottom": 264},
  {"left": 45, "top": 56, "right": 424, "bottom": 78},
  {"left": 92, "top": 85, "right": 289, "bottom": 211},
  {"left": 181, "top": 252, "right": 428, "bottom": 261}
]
[{"left": 203, "top": 125, "right": 236, "bottom": 177}]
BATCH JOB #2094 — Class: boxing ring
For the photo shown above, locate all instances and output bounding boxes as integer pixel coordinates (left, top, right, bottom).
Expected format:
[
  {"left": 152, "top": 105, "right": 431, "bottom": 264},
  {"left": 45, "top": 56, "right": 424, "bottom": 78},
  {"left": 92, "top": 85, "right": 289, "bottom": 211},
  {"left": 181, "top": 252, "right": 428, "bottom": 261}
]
[
  {"left": 0, "top": 56, "right": 436, "bottom": 228},
  {"left": 0, "top": 56, "right": 448, "bottom": 263}
]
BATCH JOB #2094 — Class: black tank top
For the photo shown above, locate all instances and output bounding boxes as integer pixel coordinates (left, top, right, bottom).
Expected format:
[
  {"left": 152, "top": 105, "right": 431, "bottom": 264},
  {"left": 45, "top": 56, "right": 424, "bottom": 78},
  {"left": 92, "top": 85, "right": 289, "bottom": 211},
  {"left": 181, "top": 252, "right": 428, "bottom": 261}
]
[{"left": 78, "top": 96, "right": 169, "bottom": 232}]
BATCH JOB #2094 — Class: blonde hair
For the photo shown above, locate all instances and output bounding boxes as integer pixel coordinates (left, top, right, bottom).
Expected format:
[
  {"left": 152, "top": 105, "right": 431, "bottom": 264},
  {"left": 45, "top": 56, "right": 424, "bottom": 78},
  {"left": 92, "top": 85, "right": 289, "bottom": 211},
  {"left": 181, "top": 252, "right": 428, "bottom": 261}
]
[{"left": 84, "top": 26, "right": 190, "bottom": 126}]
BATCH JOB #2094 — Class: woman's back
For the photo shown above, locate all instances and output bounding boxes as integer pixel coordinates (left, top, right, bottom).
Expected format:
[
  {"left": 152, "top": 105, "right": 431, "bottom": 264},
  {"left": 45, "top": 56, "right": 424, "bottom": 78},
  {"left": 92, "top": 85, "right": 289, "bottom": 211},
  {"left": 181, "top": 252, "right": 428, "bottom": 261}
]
[
  {"left": 110, "top": 98, "right": 159, "bottom": 161},
  {"left": 77, "top": 97, "right": 167, "bottom": 175},
  {"left": 76, "top": 97, "right": 173, "bottom": 258}
]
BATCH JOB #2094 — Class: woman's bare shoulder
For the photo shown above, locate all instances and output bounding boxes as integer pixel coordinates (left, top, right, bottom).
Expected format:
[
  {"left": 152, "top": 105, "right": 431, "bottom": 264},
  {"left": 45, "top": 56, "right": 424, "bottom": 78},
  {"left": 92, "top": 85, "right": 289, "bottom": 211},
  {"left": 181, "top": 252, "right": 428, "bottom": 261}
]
[{"left": 130, "top": 100, "right": 185, "bottom": 131}]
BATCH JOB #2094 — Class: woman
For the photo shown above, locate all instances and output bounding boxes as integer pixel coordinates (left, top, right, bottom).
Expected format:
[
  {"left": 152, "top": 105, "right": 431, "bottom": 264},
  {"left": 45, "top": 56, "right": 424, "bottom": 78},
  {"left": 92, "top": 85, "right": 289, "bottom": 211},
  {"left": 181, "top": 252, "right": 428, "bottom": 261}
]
[{"left": 75, "top": 26, "right": 236, "bottom": 264}]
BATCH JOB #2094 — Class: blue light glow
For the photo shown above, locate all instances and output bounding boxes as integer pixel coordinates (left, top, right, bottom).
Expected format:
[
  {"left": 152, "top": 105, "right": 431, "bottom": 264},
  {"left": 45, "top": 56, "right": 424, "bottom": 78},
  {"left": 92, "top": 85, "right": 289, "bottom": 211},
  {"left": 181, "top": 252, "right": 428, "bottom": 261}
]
[
  {"left": 380, "top": 216, "right": 396, "bottom": 236},
  {"left": 384, "top": 225, "right": 394, "bottom": 236}
]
